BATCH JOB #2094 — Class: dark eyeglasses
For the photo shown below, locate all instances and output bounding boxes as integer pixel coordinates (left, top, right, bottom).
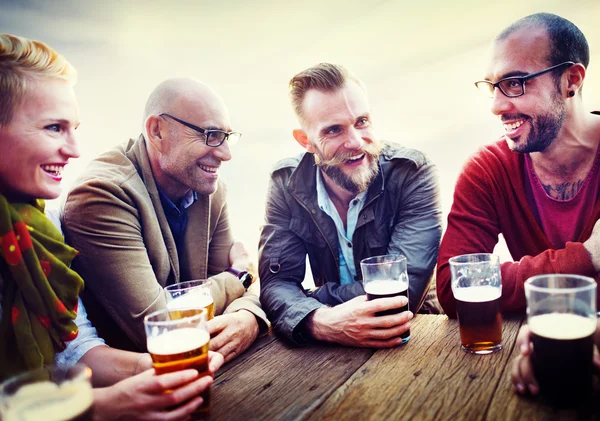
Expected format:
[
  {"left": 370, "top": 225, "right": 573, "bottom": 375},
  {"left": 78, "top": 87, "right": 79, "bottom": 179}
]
[
  {"left": 159, "top": 113, "right": 241, "bottom": 147},
  {"left": 474, "top": 61, "right": 574, "bottom": 98}
]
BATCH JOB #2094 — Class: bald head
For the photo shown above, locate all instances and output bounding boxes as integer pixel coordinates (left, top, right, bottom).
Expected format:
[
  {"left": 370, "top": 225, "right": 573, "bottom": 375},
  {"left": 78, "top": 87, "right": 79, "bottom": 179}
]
[{"left": 143, "top": 77, "right": 229, "bottom": 133}]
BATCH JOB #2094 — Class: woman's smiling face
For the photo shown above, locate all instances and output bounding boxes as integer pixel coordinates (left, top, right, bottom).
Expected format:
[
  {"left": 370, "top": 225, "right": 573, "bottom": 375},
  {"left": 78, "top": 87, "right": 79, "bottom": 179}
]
[{"left": 0, "top": 77, "right": 81, "bottom": 201}]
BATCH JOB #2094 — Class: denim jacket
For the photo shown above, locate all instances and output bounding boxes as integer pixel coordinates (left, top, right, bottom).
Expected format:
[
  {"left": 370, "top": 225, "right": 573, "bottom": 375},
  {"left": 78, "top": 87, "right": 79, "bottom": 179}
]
[{"left": 259, "top": 142, "right": 442, "bottom": 345}]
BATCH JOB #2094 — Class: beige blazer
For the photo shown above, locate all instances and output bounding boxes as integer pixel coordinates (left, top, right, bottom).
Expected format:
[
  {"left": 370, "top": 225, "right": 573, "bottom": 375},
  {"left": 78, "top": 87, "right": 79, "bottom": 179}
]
[{"left": 62, "top": 135, "right": 268, "bottom": 351}]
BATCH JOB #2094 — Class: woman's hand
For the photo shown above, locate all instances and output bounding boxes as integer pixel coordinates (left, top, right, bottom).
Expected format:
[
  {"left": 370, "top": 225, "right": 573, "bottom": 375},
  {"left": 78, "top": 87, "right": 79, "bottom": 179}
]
[{"left": 93, "top": 351, "right": 224, "bottom": 420}]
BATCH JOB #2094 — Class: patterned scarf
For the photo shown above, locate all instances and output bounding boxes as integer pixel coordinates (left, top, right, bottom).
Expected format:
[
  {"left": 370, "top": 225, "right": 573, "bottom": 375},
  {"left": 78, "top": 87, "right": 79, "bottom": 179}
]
[{"left": 0, "top": 195, "right": 82, "bottom": 380}]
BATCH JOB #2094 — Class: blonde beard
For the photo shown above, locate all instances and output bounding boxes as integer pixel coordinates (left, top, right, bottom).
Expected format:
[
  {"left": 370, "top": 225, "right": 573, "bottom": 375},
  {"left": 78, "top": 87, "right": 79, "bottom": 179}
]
[{"left": 314, "top": 140, "right": 383, "bottom": 193}]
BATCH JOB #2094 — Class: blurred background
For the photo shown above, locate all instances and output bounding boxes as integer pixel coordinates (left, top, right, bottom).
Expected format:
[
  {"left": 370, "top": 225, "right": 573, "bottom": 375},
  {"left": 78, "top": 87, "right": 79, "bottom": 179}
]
[{"left": 2, "top": 0, "right": 600, "bottom": 269}]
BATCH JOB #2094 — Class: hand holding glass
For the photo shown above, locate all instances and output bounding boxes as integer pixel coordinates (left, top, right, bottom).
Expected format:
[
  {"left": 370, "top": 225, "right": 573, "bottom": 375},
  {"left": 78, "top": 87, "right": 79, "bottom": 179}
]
[
  {"left": 525, "top": 274, "right": 597, "bottom": 407},
  {"left": 361, "top": 254, "right": 410, "bottom": 343},
  {"left": 144, "top": 308, "right": 211, "bottom": 418}
]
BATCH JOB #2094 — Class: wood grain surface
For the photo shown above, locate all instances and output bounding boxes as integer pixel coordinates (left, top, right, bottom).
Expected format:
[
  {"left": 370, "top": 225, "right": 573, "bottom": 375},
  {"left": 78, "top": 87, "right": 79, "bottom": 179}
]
[
  {"left": 211, "top": 337, "right": 374, "bottom": 420},
  {"left": 307, "top": 315, "right": 522, "bottom": 421}
]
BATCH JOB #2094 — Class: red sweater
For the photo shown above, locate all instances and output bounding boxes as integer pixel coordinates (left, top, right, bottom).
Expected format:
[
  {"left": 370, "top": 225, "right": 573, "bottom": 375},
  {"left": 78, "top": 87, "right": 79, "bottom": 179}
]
[{"left": 437, "top": 138, "right": 599, "bottom": 317}]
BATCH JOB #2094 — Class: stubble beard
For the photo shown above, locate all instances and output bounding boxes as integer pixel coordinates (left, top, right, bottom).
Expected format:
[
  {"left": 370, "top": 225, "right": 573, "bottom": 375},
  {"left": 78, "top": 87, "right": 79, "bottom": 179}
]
[
  {"left": 509, "top": 94, "right": 566, "bottom": 154},
  {"left": 314, "top": 140, "right": 383, "bottom": 194}
]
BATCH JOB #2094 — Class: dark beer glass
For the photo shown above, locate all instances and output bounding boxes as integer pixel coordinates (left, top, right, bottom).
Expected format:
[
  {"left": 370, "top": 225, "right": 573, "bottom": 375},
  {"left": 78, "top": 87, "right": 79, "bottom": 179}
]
[
  {"left": 450, "top": 253, "right": 502, "bottom": 354},
  {"left": 144, "top": 308, "right": 211, "bottom": 418},
  {"left": 361, "top": 254, "right": 410, "bottom": 343},
  {"left": 525, "top": 274, "right": 597, "bottom": 407},
  {"left": 0, "top": 363, "right": 94, "bottom": 421}
]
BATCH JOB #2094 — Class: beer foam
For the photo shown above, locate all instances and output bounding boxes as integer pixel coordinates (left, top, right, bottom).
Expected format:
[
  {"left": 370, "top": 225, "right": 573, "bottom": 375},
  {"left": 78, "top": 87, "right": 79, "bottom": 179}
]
[
  {"left": 529, "top": 313, "right": 596, "bottom": 340},
  {"left": 2, "top": 379, "right": 93, "bottom": 421},
  {"left": 167, "top": 291, "right": 213, "bottom": 310},
  {"left": 364, "top": 279, "right": 408, "bottom": 295},
  {"left": 147, "top": 328, "right": 210, "bottom": 355},
  {"left": 452, "top": 285, "right": 501, "bottom": 302}
]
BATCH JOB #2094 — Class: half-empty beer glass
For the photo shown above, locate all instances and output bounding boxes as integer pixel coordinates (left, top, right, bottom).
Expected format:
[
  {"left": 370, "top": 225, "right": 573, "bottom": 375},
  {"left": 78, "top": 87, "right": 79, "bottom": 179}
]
[
  {"left": 0, "top": 363, "right": 93, "bottom": 421},
  {"left": 361, "top": 254, "right": 410, "bottom": 343},
  {"left": 525, "top": 274, "right": 597, "bottom": 407},
  {"left": 144, "top": 308, "right": 211, "bottom": 418},
  {"left": 165, "top": 279, "right": 215, "bottom": 320},
  {"left": 450, "top": 253, "right": 502, "bottom": 354}
]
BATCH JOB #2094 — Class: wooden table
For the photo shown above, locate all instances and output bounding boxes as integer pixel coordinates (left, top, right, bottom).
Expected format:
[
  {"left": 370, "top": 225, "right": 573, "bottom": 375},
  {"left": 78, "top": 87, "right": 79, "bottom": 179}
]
[{"left": 212, "top": 315, "right": 599, "bottom": 420}]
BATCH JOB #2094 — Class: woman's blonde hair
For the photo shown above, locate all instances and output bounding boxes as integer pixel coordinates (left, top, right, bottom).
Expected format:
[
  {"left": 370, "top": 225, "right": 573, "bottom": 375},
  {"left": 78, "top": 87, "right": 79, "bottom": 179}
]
[{"left": 0, "top": 34, "right": 77, "bottom": 127}]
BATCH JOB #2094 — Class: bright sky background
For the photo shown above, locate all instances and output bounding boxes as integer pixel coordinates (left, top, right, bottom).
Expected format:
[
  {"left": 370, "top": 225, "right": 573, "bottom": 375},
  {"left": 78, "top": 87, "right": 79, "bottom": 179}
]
[{"left": 3, "top": 0, "right": 600, "bottom": 266}]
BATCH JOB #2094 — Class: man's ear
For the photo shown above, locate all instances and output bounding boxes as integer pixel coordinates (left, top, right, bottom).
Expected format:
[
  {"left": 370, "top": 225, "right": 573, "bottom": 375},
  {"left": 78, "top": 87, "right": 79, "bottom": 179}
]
[
  {"left": 293, "top": 129, "right": 314, "bottom": 153},
  {"left": 145, "top": 115, "right": 164, "bottom": 153},
  {"left": 565, "top": 63, "right": 586, "bottom": 96}
]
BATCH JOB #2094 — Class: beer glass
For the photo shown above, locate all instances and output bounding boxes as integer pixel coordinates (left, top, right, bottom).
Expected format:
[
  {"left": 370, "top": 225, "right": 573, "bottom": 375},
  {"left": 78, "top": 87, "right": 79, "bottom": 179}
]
[
  {"left": 0, "top": 363, "right": 93, "bottom": 421},
  {"left": 165, "top": 279, "right": 215, "bottom": 320},
  {"left": 361, "top": 254, "right": 410, "bottom": 343},
  {"left": 145, "top": 308, "right": 211, "bottom": 418},
  {"left": 525, "top": 274, "right": 597, "bottom": 407},
  {"left": 450, "top": 253, "right": 502, "bottom": 354}
]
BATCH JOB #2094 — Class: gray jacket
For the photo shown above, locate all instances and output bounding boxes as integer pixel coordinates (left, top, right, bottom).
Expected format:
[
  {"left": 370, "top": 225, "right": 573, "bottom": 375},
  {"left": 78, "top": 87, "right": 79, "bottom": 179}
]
[{"left": 258, "top": 142, "right": 442, "bottom": 345}]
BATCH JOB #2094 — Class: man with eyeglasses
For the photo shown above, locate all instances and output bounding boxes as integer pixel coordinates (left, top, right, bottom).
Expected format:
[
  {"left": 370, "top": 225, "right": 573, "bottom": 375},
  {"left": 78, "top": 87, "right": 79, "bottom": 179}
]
[
  {"left": 437, "top": 13, "right": 600, "bottom": 317},
  {"left": 258, "top": 63, "right": 442, "bottom": 347},
  {"left": 62, "top": 78, "right": 269, "bottom": 361}
]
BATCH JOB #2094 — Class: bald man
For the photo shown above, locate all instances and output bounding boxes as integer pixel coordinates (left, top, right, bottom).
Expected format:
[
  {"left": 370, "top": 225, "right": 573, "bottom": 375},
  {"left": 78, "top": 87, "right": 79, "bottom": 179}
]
[{"left": 62, "top": 78, "right": 268, "bottom": 361}]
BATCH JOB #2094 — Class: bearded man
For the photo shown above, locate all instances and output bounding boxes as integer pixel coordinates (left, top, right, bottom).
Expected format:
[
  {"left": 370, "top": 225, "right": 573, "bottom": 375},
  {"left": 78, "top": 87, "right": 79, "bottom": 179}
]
[
  {"left": 258, "top": 63, "right": 442, "bottom": 347},
  {"left": 436, "top": 13, "right": 600, "bottom": 317}
]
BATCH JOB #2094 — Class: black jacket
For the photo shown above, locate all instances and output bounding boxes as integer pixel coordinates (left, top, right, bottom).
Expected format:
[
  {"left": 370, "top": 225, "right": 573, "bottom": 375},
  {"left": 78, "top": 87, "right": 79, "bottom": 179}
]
[{"left": 258, "top": 142, "right": 442, "bottom": 345}]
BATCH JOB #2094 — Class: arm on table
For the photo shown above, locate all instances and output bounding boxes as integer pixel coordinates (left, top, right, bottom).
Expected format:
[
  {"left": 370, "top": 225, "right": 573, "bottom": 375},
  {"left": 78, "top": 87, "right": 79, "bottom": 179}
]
[{"left": 436, "top": 160, "right": 598, "bottom": 318}]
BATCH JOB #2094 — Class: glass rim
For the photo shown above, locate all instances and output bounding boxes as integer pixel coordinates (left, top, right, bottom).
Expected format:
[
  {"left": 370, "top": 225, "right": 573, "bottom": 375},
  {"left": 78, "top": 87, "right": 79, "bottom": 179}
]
[
  {"left": 525, "top": 274, "right": 597, "bottom": 294},
  {"left": 360, "top": 254, "right": 406, "bottom": 266},
  {"left": 0, "top": 363, "right": 91, "bottom": 392},
  {"left": 164, "top": 279, "right": 211, "bottom": 293},
  {"left": 448, "top": 253, "right": 499, "bottom": 265},
  {"left": 144, "top": 307, "right": 208, "bottom": 327}
]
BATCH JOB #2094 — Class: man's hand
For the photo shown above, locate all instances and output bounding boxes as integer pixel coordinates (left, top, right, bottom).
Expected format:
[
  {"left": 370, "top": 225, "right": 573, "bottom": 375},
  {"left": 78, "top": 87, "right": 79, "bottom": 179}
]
[
  {"left": 207, "top": 310, "right": 259, "bottom": 363},
  {"left": 93, "top": 352, "right": 224, "bottom": 421},
  {"left": 511, "top": 325, "right": 600, "bottom": 396},
  {"left": 306, "top": 295, "right": 413, "bottom": 348},
  {"left": 583, "top": 218, "right": 600, "bottom": 271},
  {"left": 510, "top": 326, "right": 539, "bottom": 396}
]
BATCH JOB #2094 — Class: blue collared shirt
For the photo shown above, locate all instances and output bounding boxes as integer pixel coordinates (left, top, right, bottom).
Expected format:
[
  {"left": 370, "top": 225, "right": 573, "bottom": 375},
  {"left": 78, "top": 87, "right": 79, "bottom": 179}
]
[
  {"left": 316, "top": 170, "right": 367, "bottom": 285},
  {"left": 157, "top": 188, "right": 198, "bottom": 253}
]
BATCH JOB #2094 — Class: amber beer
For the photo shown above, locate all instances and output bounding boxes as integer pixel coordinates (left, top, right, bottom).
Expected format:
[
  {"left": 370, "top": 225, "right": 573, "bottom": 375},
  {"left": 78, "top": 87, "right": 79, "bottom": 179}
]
[
  {"left": 167, "top": 292, "right": 215, "bottom": 320},
  {"left": 365, "top": 279, "right": 410, "bottom": 341},
  {"left": 147, "top": 327, "right": 211, "bottom": 416},
  {"left": 453, "top": 286, "right": 502, "bottom": 353},
  {"left": 529, "top": 313, "right": 596, "bottom": 407}
]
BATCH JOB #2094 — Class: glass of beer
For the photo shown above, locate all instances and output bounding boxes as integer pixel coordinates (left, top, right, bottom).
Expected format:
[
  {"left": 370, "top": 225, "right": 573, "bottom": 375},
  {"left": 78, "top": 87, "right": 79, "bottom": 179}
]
[
  {"left": 525, "top": 274, "right": 597, "bottom": 407},
  {"left": 145, "top": 308, "right": 211, "bottom": 418},
  {"left": 0, "top": 363, "right": 93, "bottom": 421},
  {"left": 450, "top": 253, "right": 502, "bottom": 354},
  {"left": 165, "top": 279, "right": 214, "bottom": 320},
  {"left": 361, "top": 254, "right": 410, "bottom": 343}
]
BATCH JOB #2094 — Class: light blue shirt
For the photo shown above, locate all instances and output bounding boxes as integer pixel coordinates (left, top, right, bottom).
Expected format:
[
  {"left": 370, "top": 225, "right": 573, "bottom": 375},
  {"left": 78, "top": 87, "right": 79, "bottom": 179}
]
[{"left": 316, "top": 170, "right": 367, "bottom": 285}]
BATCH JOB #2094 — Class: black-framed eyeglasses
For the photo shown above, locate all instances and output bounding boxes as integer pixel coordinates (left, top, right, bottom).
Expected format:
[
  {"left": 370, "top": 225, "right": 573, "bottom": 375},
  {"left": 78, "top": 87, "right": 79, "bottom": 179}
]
[
  {"left": 159, "top": 113, "right": 241, "bottom": 147},
  {"left": 474, "top": 61, "right": 574, "bottom": 98}
]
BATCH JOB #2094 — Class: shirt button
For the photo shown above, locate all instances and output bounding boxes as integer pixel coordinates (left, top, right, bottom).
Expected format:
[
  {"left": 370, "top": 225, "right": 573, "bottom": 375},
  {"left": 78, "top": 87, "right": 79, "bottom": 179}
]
[
  {"left": 352, "top": 200, "right": 358, "bottom": 205},
  {"left": 311, "top": 209, "right": 317, "bottom": 214},
  {"left": 348, "top": 242, "right": 352, "bottom": 248}
]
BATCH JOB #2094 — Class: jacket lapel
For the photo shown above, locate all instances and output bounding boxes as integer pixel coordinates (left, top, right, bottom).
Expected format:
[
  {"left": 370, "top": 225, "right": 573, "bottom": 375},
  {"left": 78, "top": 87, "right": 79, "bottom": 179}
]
[{"left": 126, "top": 135, "right": 180, "bottom": 285}]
